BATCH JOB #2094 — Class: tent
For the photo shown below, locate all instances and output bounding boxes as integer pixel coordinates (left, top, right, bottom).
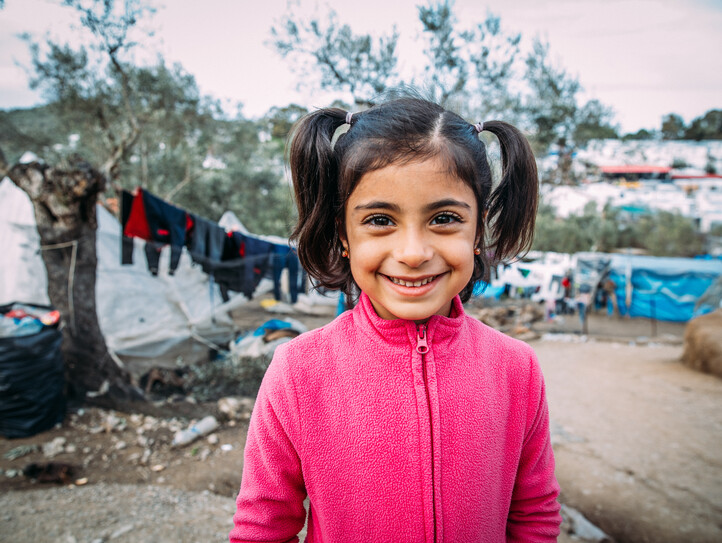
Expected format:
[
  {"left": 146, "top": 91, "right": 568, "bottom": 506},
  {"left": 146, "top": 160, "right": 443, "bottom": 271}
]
[
  {"left": 0, "top": 177, "right": 256, "bottom": 379},
  {"left": 577, "top": 252, "right": 722, "bottom": 322}
]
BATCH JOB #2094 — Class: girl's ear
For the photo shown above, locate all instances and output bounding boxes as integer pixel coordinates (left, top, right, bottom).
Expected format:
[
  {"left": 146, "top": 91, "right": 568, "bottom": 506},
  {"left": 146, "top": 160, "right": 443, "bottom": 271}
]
[
  {"left": 336, "top": 218, "right": 348, "bottom": 250},
  {"left": 474, "top": 210, "right": 488, "bottom": 248}
]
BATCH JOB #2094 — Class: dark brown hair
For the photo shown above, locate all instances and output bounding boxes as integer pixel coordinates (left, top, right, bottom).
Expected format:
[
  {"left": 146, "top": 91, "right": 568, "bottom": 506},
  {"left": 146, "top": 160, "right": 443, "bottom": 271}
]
[{"left": 288, "top": 97, "right": 538, "bottom": 302}]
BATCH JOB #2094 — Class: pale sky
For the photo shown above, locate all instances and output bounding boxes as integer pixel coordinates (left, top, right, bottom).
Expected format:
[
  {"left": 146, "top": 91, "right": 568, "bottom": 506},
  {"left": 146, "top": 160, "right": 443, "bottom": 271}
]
[{"left": 1, "top": 0, "right": 721, "bottom": 133}]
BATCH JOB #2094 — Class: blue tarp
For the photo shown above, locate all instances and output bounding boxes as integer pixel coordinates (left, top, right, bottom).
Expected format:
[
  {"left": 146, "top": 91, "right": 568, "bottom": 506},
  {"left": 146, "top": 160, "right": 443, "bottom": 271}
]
[
  {"left": 607, "top": 255, "right": 722, "bottom": 322},
  {"left": 473, "top": 282, "right": 505, "bottom": 298}
]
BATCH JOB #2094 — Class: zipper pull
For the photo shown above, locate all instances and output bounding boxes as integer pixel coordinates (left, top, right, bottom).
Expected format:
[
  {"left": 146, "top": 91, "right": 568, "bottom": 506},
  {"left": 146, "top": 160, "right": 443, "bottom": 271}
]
[{"left": 416, "top": 324, "right": 429, "bottom": 354}]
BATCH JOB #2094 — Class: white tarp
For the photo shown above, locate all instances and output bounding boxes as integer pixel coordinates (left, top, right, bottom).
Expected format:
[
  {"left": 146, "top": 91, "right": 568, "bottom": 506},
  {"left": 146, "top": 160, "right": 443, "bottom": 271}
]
[{"left": 0, "top": 176, "right": 255, "bottom": 377}]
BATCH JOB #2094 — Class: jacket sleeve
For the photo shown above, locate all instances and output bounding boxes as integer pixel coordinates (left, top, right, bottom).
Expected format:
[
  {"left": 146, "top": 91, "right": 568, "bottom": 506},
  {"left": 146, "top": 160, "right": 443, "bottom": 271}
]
[
  {"left": 229, "top": 353, "right": 307, "bottom": 543},
  {"left": 506, "top": 353, "right": 562, "bottom": 542}
]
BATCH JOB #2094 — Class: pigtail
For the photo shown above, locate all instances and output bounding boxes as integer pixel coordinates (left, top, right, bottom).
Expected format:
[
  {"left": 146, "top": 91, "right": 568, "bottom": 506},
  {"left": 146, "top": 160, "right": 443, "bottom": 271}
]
[
  {"left": 482, "top": 121, "right": 539, "bottom": 262},
  {"left": 288, "top": 108, "right": 349, "bottom": 287}
]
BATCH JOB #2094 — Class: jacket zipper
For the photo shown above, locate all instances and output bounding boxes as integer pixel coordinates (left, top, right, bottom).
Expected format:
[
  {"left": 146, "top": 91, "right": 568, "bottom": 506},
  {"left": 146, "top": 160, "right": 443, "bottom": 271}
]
[{"left": 416, "top": 323, "right": 437, "bottom": 543}]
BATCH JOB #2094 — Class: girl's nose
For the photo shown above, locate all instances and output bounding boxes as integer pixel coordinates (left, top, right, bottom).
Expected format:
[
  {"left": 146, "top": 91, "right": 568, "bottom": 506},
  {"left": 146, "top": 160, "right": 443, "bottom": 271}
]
[{"left": 394, "top": 231, "right": 433, "bottom": 268}]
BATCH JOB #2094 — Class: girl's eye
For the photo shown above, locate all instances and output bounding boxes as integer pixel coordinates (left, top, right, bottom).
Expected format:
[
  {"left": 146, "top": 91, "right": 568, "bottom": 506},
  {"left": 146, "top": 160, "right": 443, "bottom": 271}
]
[
  {"left": 364, "top": 215, "right": 393, "bottom": 227},
  {"left": 431, "top": 212, "right": 462, "bottom": 225}
]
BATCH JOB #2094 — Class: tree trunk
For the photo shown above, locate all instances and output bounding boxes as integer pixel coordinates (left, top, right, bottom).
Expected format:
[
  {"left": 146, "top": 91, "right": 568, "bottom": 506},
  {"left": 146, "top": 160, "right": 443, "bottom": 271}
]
[{"left": 7, "top": 158, "right": 143, "bottom": 405}]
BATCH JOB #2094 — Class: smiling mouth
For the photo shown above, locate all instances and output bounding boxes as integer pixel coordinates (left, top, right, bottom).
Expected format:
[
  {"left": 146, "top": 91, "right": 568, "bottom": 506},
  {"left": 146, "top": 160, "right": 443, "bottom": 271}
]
[{"left": 386, "top": 275, "right": 438, "bottom": 288}]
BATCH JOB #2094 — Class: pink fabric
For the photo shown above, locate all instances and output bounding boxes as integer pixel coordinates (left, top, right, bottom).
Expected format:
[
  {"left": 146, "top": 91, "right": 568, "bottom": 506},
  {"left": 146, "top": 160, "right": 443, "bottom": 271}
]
[{"left": 230, "top": 293, "right": 561, "bottom": 542}]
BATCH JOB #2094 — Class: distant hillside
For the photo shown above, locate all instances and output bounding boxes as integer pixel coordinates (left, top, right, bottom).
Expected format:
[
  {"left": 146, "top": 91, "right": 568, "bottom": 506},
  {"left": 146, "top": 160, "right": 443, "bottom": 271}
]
[
  {"left": 0, "top": 105, "right": 69, "bottom": 164},
  {"left": 578, "top": 139, "right": 722, "bottom": 174}
]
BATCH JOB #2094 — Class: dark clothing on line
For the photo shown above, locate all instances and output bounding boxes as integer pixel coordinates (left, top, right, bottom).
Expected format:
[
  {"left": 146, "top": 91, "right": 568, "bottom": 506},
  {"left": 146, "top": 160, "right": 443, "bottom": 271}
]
[
  {"left": 144, "top": 241, "right": 164, "bottom": 276},
  {"left": 189, "top": 214, "right": 226, "bottom": 273},
  {"left": 272, "top": 244, "right": 302, "bottom": 304},
  {"left": 120, "top": 190, "right": 135, "bottom": 265},
  {"left": 124, "top": 188, "right": 190, "bottom": 274},
  {"left": 196, "top": 231, "right": 275, "bottom": 300}
]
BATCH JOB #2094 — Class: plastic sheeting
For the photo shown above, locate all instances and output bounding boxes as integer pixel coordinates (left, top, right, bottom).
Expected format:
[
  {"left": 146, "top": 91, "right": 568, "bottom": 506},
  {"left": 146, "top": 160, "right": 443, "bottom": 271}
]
[
  {"left": 605, "top": 254, "right": 722, "bottom": 322},
  {"left": 0, "top": 177, "right": 50, "bottom": 306},
  {"left": 0, "top": 177, "right": 255, "bottom": 378}
]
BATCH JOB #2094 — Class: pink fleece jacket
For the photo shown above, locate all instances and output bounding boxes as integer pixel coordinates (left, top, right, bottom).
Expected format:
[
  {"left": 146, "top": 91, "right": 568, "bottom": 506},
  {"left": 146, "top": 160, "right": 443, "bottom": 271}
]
[{"left": 230, "top": 293, "right": 561, "bottom": 542}]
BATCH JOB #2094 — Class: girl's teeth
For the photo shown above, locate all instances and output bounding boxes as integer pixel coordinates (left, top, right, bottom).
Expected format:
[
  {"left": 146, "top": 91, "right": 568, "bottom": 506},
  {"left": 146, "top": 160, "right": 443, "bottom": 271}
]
[{"left": 390, "top": 276, "right": 434, "bottom": 287}]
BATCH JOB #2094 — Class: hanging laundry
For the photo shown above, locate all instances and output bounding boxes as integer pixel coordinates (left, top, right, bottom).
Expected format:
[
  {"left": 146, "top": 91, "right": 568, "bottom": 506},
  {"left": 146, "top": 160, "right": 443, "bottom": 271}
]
[
  {"left": 118, "top": 187, "right": 307, "bottom": 303},
  {"left": 119, "top": 190, "right": 135, "bottom": 265},
  {"left": 189, "top": 214, "right": 226, "bottom": 270},
  {"left": 123, "top": 188, "right": 191, "bottom": 275},
  {"left": 212, "top": 232, "right": 275, "bottom": 300},
  {"left": 272, "top": 244, "right": 303, "bottom": 304},
  {"left": 144, "top": 240, "right": 165, "bottom": 276}
]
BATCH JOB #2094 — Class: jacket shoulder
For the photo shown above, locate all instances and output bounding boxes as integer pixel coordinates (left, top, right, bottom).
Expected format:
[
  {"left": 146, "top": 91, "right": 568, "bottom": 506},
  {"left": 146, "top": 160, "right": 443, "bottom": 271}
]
[
  {"left": 271, "top": 310, "right": 354, "bottom": 367},
  {"left": 463, "top": 314, "right": 537, "bottom": 358}
]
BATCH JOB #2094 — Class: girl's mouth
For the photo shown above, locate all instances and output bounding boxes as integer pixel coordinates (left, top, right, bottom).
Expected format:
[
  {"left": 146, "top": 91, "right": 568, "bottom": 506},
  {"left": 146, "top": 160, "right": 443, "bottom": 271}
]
[{"left": 386, "top": 275, "right": 438, "bottom": 288}]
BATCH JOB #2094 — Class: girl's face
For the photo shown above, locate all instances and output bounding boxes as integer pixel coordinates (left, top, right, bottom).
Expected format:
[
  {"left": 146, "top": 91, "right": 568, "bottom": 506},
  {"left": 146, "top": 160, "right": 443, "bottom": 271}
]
[{"left": 340, "top": 157, "right": 478, "bottom": 323}]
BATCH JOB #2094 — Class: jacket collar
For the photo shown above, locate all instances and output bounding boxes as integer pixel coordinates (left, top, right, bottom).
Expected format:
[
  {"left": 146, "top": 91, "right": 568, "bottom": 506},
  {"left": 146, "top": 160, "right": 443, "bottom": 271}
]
[{"left": 352, "top": 292, "right": 465, "bottom": 348}]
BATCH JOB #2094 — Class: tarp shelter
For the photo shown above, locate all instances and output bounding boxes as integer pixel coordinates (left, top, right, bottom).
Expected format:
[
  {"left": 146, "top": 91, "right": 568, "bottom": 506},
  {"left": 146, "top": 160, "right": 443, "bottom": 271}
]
[
  {"left": 0, "top": 177, "right": 254, "bottom": 380},
  {"left": 594, "top": 253, "right": 722, "bottom": 322},
  {"left": 473, "top": 253, "right": 572, "bottom": 302}
]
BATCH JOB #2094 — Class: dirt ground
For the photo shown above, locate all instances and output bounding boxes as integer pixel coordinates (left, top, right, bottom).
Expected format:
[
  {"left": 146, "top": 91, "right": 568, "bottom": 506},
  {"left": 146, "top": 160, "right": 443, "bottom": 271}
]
[{"left": 1, "top": 297, "right": 720, "bottom": 542}]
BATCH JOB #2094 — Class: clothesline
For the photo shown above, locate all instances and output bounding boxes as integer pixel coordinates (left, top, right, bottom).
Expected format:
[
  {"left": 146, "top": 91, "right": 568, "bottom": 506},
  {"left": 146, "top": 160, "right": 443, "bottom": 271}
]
[{"left": 120, "top": 187, "right": 304, "bottom": 304}]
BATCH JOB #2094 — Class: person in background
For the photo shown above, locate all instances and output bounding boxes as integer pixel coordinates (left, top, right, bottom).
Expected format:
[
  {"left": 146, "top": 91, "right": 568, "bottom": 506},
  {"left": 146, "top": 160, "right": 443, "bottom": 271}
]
[{"left": 577, "top": 284, "right": 592, "bottom": 334}]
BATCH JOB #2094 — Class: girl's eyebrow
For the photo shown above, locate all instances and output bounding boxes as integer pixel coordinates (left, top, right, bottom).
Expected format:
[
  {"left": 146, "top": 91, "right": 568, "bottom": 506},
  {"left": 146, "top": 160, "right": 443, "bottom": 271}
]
[
  {"left": 353, "top": 201, "right": 401, "bottom": 212},
  {"left": 425, "top": 199, "right": 472, "bottom": 212},
  {"left": 353, "top": 199, "right": 472, "bottom": 212}
]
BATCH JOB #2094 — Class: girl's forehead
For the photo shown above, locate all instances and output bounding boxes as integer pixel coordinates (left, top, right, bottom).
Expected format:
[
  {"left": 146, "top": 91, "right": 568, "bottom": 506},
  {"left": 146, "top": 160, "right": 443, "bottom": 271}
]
[
  {"left": 347, "top": 159, "right": 476, "bottom": 209},
  {"left": 352, "top": 158, "right": 468, "bottom": 191}
]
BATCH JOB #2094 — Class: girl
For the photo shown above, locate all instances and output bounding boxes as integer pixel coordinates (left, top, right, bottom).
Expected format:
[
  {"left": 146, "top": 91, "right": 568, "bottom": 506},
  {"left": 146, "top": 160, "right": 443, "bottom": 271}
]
[{"left": 230, "top": 97, "right": 561, "bottom": 542}]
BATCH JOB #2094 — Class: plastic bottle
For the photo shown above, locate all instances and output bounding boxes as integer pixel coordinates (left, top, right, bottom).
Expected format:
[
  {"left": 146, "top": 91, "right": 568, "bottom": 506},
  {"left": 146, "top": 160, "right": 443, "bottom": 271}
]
[{"left": 171, "top": 416, "right": 219, "bottom": 447}]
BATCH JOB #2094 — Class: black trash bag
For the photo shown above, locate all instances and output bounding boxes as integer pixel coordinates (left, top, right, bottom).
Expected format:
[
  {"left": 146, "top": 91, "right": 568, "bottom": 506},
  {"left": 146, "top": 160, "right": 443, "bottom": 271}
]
[{"left": 0, "top": 303, "right": 66, "bottom": 438}]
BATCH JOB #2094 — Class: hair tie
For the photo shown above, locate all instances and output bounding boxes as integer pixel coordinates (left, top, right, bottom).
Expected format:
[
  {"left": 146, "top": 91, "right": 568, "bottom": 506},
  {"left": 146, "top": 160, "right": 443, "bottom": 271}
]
[
  {"left": 346, "top": 111, "right": 354, "bottom": 125},
  {"left": 474, "top": 121, "right": 484, "bottom": 134}
]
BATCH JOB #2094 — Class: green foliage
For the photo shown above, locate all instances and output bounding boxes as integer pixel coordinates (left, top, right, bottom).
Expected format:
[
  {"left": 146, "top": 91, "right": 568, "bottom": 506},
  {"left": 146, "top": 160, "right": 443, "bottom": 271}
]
[
  {"left": 684, "top": 109, "right": 722, "bottom": 141},
  {"left": 661, "top": 113, "right": 686, "bottom": 140},
  {"left": 0, "top": 106, "right": 63, "bottom": 163},
  {"left": 270, "top": 1, "right": 616, "bottom": 181},
  {"left": 532, "top": 200, "right": 706, "bottom": 257},
  {"left": 624, "top": 109, "right": 722, "bottom": 141},
  {"left": 418, "top": 0, "right": 467, "bottom": 108},
  {"left": 5, "top": 98, "right": 295, "bottom": 236},
  {"left": 169, "top": 115, "right": 296, "bottom": 236},
  {"left": 263, "top": 103, "right": 309, "bottom": 141},
  {"left": 6, "top": 0, "right": 295, "bottom": 238},
  {"left": 523, "top": 39, "right": 619, "bottom": 183},
  {"left": 524, "top": 38, "right": 580, "bottom": 154},
  {"left": 622, "top": 128, "right": 656, "bottom": 140},
  {"left": 417, "top": 1, "right": 521, "bottom": 120},
  {"left": 709, "top": 223, "right": 722, "bottom": 237},
  {"left": 269, "top": 6, "right": 399, "bottom": 107},
  {"left": 634, "top": 211, "right": 705, "bottom": 257},
  {"left": 533, "top": 202, "right": 602, "bottom": 254},
  {"left": 573, "top": 99, "right": 618, "bottom": 146}
]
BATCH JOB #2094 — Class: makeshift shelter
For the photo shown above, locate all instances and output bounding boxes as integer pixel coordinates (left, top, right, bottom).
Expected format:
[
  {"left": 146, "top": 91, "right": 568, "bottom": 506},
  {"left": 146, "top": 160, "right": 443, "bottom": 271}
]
[
  {"left": 0, "top": 177, "right": 253, "bottom": 378},
  {"left": 579, "top": 253, "right": 722, "bottom": 322}
]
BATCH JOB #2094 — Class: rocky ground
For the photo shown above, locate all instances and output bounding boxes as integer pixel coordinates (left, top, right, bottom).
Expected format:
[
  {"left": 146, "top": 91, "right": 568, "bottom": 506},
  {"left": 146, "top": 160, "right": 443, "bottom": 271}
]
[{"left": 1, "top": 296, "right": 720, "bottom": 543}]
